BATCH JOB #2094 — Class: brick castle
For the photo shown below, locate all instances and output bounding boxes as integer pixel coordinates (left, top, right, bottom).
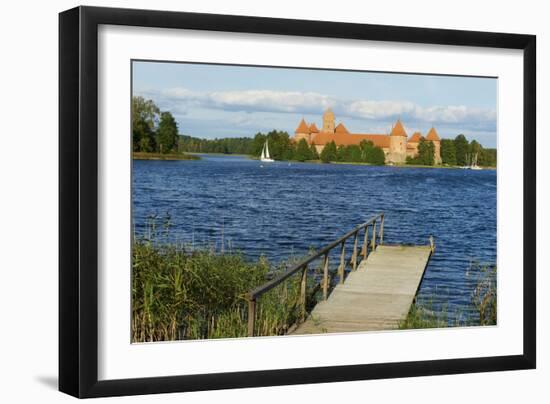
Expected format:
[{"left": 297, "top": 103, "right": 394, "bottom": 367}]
[{"left": 293, "top": 109, "right": 442, "bottom": 164}]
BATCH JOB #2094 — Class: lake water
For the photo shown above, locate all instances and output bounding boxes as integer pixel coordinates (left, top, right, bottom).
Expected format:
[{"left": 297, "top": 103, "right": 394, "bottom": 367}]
[{"left": 133, "top": 154, "right": 497, "bottom": 319}]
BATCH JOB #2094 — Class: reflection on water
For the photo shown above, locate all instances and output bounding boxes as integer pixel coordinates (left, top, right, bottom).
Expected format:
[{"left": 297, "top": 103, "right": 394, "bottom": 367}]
[{"left": 133, "top": 154, "right": 496, "bottom": 318}]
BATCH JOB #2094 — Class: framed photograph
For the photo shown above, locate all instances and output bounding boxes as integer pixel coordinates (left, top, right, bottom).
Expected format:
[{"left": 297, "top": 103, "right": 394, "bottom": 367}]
[{"left": 59, "top": 6, "right": 536, "bottom": 398}]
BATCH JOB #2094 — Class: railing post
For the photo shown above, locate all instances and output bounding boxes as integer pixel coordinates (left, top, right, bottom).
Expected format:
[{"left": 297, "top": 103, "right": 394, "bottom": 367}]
[
  {"left": 379, "top": 213, "right": 385, "bottom": 245},
  {"left": 300, "top": 265, "right": 308, "bottom": 321},
  {"left": 339, "top": 241, "right": 346, "bottom": 284},
  {"left": 247, "top": 297, "right": 256, "bottom": 337},
  {"left": 323, "top": 253, "right": 329, "bottom": 300},
  {"left": 362, "top": 224, "right": 369, "bottom": 259},
  {"left": 352, "top": 230, "right": 359, "bottom": 271},
  {"left": 371, "top": 220, "right": 377, "bottom": 251}
]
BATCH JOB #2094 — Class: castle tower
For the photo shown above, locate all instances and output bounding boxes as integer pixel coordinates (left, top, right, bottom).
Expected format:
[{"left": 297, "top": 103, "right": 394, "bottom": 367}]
[
  {"left": 426, "top": 127, "right": 442, "bottom": 164},
  {"left": 294, "top": 118, "right": 310, "bottom": 142},
  {"left": 321, "top": 108, "right": 335, "bottom": 133},
  {"left": 388, "top": 119, "right": 408, "bottom": 163}
]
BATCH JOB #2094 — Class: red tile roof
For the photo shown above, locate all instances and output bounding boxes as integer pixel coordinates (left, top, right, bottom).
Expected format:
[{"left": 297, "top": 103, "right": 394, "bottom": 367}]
[
  {"left": 426, "top": 127, "right": 440, "bottom": 141},
  {"left": 295, "top": 118, "right": 309, "bottom": 134},
  {"left": 390, "top": 120, "right": 408, "bottom": 137},
  {"left": 311, "top": 132, "right": 390, "bottom": 148},
  {"left": 309, "top": 123, "right": 319, "bottom": 133},
  {"left": 408, "top": 131, "right": 422, "bottom": 143},
  {"left": 335, "top": 123, "right": 349, "bottom": 134}
]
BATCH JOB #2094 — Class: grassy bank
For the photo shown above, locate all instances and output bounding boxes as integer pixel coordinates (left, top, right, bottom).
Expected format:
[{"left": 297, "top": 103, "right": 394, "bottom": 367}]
[
  {"left": 132, "top": 232, "right": 315, "bottom": 342},
  {"left": 400, "top": 264, "right": 497, "bottom": 329},
  {"left": 133, "top": 152, "right": 200, "bottom": 161}
]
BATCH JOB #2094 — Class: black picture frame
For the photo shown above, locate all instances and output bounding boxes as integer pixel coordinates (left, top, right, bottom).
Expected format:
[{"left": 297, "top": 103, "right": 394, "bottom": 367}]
[{"left": 59, "top": 6, "right": 536, "bottom": 398}]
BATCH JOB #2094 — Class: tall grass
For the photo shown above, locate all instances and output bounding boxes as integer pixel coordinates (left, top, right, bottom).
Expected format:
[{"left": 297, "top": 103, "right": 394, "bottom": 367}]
[
  {"left": 132, "top": 229, "right": 314, "bottom": 342},
  {"left": 400, "top": 263, "right": 497, "bottom": 329}
]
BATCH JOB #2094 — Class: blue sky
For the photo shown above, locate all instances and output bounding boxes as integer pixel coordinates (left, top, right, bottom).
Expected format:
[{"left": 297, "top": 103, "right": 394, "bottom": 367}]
[{"left": 133, "top": 61, "right": 497, "bottom": 147}]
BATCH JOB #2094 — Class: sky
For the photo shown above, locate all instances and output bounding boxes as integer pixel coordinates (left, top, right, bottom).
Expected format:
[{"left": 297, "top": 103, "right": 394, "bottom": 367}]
[{"left": 133, "top": 61, "right": 497, "bottom": 148}]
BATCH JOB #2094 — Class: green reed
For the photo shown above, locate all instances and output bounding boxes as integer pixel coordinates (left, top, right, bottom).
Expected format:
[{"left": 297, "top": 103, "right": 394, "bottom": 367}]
[
  {"left": 400, "top": 262, "right": 497, "bottom": 330},
  {"left": 132, "top": 229, "right": 314, "bottom": 342}
]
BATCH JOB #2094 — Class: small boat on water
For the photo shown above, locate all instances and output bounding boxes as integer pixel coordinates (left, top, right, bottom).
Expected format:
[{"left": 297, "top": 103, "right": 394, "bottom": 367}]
[
  {"left": 469, "top": 152, "right": 482, "bottom": 170},
  {"left": 461, "top": 152, "right": 482, "bottom": 170},
  {"left": 260, "top": 140, "right": 274, "bottom": 163}
]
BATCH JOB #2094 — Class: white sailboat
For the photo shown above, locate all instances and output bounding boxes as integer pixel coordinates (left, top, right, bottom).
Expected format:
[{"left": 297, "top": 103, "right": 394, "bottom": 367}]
[
  {"left": 260, "top": 139, "right": 274, "bottom": 163},
  {"left": 470, "top": 152, "right": 482, "bottom": 170}
]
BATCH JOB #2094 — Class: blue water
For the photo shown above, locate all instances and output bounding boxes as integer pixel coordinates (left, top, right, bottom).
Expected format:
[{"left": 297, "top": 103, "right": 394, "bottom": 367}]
[{"left": 133, "top": 154, "right": 496, "bottom": 318}]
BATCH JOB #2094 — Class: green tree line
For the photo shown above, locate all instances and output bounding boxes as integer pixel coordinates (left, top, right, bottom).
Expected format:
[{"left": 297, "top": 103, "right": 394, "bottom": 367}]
[
  {"left": 406, "top": 138, "right": 435, "bottom": 166},
  {"left": 133, "top": 96, "right": 179, "bottom": 154},
  {"left": 440, "top": 134, "right": 496, "bottom": 167},
  {"left": 405, "top": 134, "right": 496, "bottom": 167},
  {"left": 319, "top": 140, "right": 385, "bottom": 165},
  {"left": 178, "top": 135, "right": 254, "bottom": 154}
]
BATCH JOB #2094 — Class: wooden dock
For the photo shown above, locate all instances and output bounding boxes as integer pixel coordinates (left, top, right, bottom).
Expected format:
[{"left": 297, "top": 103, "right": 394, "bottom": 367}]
[
  {"left": 246, "top": 213, "right": 434, "bottom": 337},
  {"left": 291, "top": 244, "right": 433, "bottom": 334}
]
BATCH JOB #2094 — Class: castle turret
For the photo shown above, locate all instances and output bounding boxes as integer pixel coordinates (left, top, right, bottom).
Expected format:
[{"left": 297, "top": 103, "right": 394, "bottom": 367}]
[
  {"left": 294, "top": 118, "right": 310, "bottom": 142},
  {"left": 388, "top": 119, "right": 407, "bottom": 163},
  {"left": 321, "top": 108, "right": 335, "bottom": 133},
  {"left": 426, "top": 127, "right": 442, "bottom": 164}
]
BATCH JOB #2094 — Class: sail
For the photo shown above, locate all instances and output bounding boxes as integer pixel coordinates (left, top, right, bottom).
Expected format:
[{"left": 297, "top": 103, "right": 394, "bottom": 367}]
[
  {"left": 260, "top": 143, "right": 266, "bottom": 159},
  {"left": 264, "top": 140, "right": 271, "bottom": 159}
]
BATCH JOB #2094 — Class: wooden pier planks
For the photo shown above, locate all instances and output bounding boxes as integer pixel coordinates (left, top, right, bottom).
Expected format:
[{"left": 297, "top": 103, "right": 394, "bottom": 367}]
[{"left": 291, "top": 244, "right": 433, "bottom": 335}]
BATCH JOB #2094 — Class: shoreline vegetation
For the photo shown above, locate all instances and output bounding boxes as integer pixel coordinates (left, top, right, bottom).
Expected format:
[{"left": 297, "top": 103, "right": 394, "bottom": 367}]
[
  {"left": 400, "top": 263, "right": 497, "bottom": 329},
  {"left": 132, "top": 225, "right": 314, "bottom": 342},
  {"left": 133, "top": 152, "right": 200, "bottom": 161},
  {"left": 132, "top": 96, "right": 496, "bottom": 168},
  {"left": 132, "top": 223, "right": 496, "bottom": 342}
]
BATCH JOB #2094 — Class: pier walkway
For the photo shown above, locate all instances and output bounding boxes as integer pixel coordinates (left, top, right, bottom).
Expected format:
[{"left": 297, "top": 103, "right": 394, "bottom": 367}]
[
  {"left": 246, "top": 213, "right": 434, "bottom": 337},
  {"left": 291, "top": 244, "right": 433, "bottom": 334}
]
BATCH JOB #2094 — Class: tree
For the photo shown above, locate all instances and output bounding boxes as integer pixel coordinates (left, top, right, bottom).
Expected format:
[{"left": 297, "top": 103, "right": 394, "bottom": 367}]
[
  {"left": 132, "top": 96, "right": 160, "bottom": 152},
  {"left": 454, "top": 134, "right": 469, "bottom": 167},
  {"left": 133, "top": 117, "right": 156, "bottom": 152},
  {"left": 440, "top": 138, "right": 457, "bottom": 166},
  {"left": 478, "top": 148, "right": 496, "bottom": 167},
  {"left": 293, "top": 138, "right": 312, "bottom": 161},
  {"left": 335, "top": 145, "right": 363, "bottom": 162},
  {"left": 266, "top": 130, "right": 292, "bottom": 160},
  {"left": 359, "top": 140, "right": 385, "bottom": 165},
  {"left": 407, "top": 137, "right": 434, "bottom": 166},
  {"left": 309, "top": 144, "right": 319, "bottom": 160},
  {"left": 366, "top": 146, "right": 386, "bottom": 165},
  {"left": 132, "top": 96, "right": 160, "bottom": 130},
  {"left": 282, "top": 143, "right": 297, "bottom": 161},
  {"left": 251, "top": 132, "right": 267, "bottom": 156},
  {"left": 418, "top": 138, "right": 435, "bottom": 165},
  {"left": 157, "top": 112, "right": 179, "bottom": 153},
  {"left": 320, "top": 141, "right": 338, "bottom": 163}
]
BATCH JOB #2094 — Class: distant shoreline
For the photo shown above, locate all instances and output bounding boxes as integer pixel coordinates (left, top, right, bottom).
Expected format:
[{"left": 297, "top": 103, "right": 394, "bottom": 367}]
[
  {"left": 133, "top": 152, "right": 200, "bottom": 161},
  {"left": 158, "top": 151, "right": 496, "bottom": 169},
  {"left": 185, "top": 152, "right": 253, "bottom": 158}
]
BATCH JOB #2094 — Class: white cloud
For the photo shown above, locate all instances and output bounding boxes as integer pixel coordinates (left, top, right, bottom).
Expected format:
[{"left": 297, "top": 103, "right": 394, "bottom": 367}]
[
  {"left": 137, "top": 87, "right": 496, "bottom": 132},
  {"left": 141, "top": 87, "right": 335, "bottom": 114},
  {"left": 346, "top": 100, "right": 496, "bottom": 125}
]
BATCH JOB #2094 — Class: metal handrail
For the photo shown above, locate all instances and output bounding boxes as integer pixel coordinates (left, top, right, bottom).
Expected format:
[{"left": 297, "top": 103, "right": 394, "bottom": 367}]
[{"left": 247, "top": 212, "right": 385, "bottom": 336}]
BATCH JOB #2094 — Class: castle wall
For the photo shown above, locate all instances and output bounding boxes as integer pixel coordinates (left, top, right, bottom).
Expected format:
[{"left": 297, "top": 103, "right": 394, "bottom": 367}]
[
  {"left": 388, "top": 136, "right": 407, "bottom": 163},
  {"left": 294, "top": 132, "right": 310, "bottom": 143},
  {"left": 407, "top": 143, "right": 419, "bottom": 157},
  {"left": 433, "top": 141, "right": 442, "bottom": 164}
]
